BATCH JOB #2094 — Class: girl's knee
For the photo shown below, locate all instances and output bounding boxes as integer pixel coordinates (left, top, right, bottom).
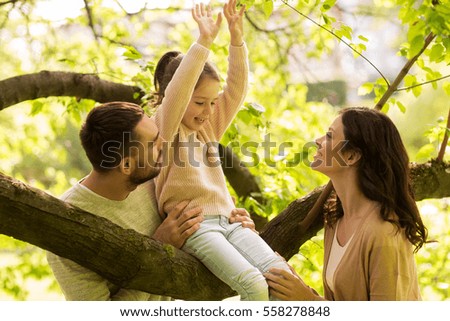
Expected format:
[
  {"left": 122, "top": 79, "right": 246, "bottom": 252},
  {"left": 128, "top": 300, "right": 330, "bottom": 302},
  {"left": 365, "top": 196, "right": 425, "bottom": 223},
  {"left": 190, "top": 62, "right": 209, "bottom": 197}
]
[{"left": 235, "top": 269, "right": 269, "bottom": 301}]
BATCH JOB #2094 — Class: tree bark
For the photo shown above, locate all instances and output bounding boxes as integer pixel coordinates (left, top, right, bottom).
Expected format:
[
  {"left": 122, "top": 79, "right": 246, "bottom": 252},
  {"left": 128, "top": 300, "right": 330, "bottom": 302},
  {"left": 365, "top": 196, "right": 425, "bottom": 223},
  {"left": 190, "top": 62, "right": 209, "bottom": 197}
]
[
  {"left": 0, "top": 71, "right": 144, "bottom": 111},
  {"left": 1, "top": 160, "right": 449, "bottom": 299}
]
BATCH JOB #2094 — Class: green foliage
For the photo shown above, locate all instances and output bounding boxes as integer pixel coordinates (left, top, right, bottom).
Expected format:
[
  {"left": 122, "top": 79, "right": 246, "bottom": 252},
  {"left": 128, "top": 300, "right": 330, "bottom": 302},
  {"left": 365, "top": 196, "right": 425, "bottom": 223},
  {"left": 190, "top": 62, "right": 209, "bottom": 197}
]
[
  {"left": 0, "top": 236, "right": 59, "bottom": 300},
  {"left": 416, "top": 199, "right": 450, "bottom": 300}
]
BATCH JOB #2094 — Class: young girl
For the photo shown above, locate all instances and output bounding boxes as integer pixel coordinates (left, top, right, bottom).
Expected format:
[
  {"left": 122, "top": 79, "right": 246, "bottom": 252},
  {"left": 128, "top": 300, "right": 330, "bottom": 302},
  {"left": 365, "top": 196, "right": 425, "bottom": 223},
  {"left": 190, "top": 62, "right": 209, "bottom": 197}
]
[{"left": 152, "top": 0, "right": 290, "bottom": 300}]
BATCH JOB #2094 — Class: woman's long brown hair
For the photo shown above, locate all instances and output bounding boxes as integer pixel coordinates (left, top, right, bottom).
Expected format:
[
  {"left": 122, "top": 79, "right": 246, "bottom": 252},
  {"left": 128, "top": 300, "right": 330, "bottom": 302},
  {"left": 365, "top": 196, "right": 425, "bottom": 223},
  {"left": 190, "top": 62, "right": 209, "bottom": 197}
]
[{"left": 326, "top": 107, "right": 427, "bottom": 252}]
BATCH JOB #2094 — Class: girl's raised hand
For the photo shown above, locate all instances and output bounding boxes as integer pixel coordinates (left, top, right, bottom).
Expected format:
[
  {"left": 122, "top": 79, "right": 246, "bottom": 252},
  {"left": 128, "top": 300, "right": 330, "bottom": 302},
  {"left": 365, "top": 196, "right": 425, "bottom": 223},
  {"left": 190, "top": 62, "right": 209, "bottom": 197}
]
[
  {"left": 224, "top": 0, "right": 245, "bottom": 46},
  {"left": 192, "top": 3, "right": 222, "bottom": 48}
]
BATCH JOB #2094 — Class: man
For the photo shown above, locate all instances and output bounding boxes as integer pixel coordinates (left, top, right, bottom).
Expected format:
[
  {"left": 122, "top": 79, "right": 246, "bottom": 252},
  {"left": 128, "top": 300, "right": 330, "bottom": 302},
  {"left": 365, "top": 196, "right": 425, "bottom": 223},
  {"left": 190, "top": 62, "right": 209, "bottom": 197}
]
[{"left": 47, "top": 102, "right": 254, "bottom": 300}]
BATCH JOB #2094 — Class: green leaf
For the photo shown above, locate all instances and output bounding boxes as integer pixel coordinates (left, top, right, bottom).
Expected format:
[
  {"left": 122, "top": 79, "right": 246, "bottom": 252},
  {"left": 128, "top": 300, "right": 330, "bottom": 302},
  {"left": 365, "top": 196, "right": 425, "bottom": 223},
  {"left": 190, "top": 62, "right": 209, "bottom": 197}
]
[
  {"left": 122, "top": 45, "right": 142, "bottom": 60},
  {"left": 443, "top": 82, "right": 450, "bottom": 96},
  {"left": 358, "top": 35, "right": 369, "bottom": 42},
  {"left": 246, "top": 102, "right": 266, "bottom": 116},
  {"left": 357, "top": 82, "right": 374, "bottom": 96},
  {"left": 408, "top": 35, "right": 425, "bottom": 59},
  {"left": 396, "top": 100, "right": 406, "bottom": 113},
  {"left": 30, "top": 101, "right": 44, "bottom": 116},
  {"left": 340, "top": 25, "right": 353, "bottom": 40},
  {"left": 321, "top": 0, "right": 336, "bottom": 12},
  {"left": 261, "top": 0, "right": 273, "bottom": 18},
  {"left": 404, "top": 74, "right": 417, "bottom": 88},
  {"left": 429, "top": 44, "right": 445, "bottom": 63},
  {"left": 415, "top": 143, "right": 436, "bottom": 162}
]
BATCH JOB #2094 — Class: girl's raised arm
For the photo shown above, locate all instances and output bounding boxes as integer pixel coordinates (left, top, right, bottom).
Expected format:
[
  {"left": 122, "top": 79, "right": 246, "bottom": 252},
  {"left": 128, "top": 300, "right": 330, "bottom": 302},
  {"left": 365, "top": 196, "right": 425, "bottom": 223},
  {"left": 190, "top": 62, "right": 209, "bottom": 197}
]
[{"left": 153, "top": 4, "right": 222, "bottom": 142}]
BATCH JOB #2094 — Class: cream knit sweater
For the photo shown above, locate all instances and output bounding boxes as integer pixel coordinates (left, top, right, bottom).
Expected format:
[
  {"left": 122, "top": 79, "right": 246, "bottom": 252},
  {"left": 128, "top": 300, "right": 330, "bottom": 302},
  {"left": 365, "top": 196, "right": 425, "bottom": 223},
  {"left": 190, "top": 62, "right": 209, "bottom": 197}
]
[
  {"left": 153, "top": 42, "right": 248, "bottom": 218},
  {"left": 47, "top": 180, "right": 169, "bottom": 300}
]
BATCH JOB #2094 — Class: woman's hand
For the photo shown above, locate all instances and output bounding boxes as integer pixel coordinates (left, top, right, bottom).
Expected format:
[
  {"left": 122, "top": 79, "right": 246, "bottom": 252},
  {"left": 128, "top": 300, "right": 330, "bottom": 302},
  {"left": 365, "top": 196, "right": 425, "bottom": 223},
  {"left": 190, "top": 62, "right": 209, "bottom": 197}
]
[
  {"left": 264, "top": 267, "right": 324, "bottom": 301},
  {"left": 192, "top": 3, "right": 222, "bottom": 48},
  {"left": 223, "top": 0, "right": 245, "bottom": 46}
]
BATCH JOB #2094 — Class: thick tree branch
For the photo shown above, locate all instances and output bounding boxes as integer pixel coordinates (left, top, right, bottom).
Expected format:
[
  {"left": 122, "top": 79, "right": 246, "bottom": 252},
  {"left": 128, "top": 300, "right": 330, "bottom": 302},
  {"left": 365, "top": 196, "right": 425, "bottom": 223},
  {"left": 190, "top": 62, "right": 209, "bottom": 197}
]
[
  {"left": 260, "top": 160, "right": 450, "bottom": 259},
  {"left": 0, "top": 71, "right": 144, "bottom": 111},
  {"left": 0, "top": 172, "right": 234, "bottom": 300}
]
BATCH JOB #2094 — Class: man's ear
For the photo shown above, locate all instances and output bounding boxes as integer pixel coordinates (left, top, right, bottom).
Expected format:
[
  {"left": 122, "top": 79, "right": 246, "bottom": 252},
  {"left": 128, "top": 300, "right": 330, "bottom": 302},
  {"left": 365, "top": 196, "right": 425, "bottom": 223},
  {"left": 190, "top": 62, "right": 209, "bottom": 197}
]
[
  {"left": 119, "top": 156, "right": 133, "bottom": 175},
  {"left": 346, "top": 149, "right": 361, "bottom": 166}
]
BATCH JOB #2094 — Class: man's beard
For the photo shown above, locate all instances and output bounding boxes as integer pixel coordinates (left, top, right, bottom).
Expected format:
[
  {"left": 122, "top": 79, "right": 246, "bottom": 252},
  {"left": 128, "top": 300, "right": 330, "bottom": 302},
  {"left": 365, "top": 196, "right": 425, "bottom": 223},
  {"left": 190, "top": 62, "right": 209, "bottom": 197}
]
[
  {"left": 128, "top": 157, "right": 161, "bottom": 186},
  {"left": 129, "top": 167, "right": 160, "bottom": 186}
]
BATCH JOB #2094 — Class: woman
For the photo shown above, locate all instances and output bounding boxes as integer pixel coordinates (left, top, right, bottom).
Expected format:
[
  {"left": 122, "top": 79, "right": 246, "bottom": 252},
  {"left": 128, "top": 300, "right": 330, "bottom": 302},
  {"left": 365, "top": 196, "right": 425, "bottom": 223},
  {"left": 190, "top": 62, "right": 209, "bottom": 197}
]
[{"left": 265, "top": 107, "right": 427, "bottom": 300}]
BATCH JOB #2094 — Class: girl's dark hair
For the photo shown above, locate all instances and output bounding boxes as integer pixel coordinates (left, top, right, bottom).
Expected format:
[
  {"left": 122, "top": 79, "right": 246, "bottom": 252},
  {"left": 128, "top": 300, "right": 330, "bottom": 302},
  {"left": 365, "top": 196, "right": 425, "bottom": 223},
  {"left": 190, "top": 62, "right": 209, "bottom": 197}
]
[
  {"left": 153, "top": 50, "right": 220, "bottom": 106},
  {"left": 325, "top": 107, "right": 427, "bottom": 252}
]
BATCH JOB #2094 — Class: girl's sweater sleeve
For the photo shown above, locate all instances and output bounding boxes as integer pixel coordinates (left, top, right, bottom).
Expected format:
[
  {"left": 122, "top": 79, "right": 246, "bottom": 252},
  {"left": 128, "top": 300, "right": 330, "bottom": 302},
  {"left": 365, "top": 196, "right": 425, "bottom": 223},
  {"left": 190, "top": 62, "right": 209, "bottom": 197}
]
[
  {"left": 153, "top": 43, "right": 210, "bottom": 142},
  {"left": 209, "top": 43, "right": 249, "bottom": 140}
]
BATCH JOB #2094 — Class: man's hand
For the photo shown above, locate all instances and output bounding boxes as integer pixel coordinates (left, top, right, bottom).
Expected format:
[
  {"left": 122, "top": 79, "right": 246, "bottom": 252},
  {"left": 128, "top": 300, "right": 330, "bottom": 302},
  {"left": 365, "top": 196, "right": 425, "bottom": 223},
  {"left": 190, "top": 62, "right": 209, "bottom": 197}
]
[
  {"left": 152, "top": 200, "right": 203, "bottom": 248},
  {"left": 229, "top": 208, "right": 257, "bottom": 233}
]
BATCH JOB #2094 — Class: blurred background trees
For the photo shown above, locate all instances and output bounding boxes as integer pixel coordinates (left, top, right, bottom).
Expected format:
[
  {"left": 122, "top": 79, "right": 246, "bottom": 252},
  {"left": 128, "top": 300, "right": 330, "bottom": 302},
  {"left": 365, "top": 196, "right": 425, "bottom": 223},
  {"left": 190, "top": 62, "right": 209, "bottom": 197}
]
[{"left": 0, "top": 0, "right": 449, "bottom": 300}]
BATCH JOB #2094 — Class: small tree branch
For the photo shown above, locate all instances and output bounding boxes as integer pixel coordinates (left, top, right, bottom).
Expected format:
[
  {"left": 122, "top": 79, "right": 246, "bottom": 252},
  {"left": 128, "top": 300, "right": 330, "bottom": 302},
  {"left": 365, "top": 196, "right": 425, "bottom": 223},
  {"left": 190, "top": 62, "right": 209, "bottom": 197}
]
[
  {"left": 396, "top": 74, "right": 450, "bottom": 92},
  {"left": 375, "top": 32, "right": 436, "bottom": 110},
  {"left": 281, "top": 0, "right": 389, "bottom": 87},
  {"left": 0, "top": 0, "right": 19, "bottom": 7},
  {"left": 437, "top": 107, "right": 450, "bottom": 162},
  {"left": 83, "top": 0, "right": 99, "bottom": 41}
]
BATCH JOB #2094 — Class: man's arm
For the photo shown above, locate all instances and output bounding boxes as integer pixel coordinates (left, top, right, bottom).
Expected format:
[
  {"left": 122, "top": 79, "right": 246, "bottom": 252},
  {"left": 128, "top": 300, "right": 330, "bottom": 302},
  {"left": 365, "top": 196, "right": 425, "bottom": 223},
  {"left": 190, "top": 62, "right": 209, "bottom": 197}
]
[{"left": 46, "top": 252, "right": 114, "bottom": 300}]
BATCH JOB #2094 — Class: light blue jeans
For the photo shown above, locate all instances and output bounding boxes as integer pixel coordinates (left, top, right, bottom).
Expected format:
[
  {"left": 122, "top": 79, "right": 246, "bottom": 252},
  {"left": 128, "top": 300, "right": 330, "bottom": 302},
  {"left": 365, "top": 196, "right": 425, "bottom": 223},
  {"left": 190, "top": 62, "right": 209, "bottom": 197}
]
[{"left": 182, "top": 215, "right": 290, "bottom": 301}]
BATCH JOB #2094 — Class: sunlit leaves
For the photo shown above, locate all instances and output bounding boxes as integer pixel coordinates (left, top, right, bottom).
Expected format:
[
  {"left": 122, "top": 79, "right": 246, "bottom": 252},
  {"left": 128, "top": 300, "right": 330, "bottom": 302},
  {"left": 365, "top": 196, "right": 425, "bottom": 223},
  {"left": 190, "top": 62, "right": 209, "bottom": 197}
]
[
  {"left": 443, "top": 81, "right": 450, "bottom": 96},
  {"left": 334, "top": 25, "right": 352, "bottom": 41},
  {"left": 30, "top": 101, "right": 44, "bottom": 116},
  {"left": 404, "top": 74, "right": 422, "bottom": 97},
  {"left": 320, "top": 0, "right": 336, "bottom": 12},
  {"left": 357, "top": 82, "right": 374, "bottom": 96},
  {"left": 122, "top": 46, "right": 143, "bottom": 60},
  {"left": 428, "top": 43, "right": 445, "bottom": 63},
  {"left": 261, "top": 0, "right": 274, "bottom": 18},
  {"left": 396, "top": 99, "right": 406, "bottom": 113}
]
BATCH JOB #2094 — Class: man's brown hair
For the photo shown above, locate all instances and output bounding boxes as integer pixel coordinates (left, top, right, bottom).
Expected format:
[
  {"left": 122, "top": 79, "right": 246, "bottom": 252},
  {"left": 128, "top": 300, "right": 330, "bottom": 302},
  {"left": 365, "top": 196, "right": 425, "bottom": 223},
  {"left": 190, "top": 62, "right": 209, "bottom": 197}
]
[{"left": 80, "top": 102, "right": 144, "bottom": 172}]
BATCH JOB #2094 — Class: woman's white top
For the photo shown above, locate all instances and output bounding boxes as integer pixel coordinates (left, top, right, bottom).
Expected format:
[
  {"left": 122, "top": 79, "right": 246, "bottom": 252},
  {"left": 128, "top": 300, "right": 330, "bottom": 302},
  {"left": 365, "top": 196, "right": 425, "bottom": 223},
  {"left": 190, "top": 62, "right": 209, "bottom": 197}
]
[{"left": 325, "top": 220, "right": 354, "bottom": 293}]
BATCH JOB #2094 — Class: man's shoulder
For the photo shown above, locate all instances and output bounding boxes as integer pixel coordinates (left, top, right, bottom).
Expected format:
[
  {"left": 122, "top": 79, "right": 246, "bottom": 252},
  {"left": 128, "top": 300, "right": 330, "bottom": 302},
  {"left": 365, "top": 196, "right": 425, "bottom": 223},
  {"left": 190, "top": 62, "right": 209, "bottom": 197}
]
[
  {"left": 59, "top": 181, "right": 85, "bottom": 203},
  {"left": 58, "top": 180, "right": 106, "bottom": 215}
]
